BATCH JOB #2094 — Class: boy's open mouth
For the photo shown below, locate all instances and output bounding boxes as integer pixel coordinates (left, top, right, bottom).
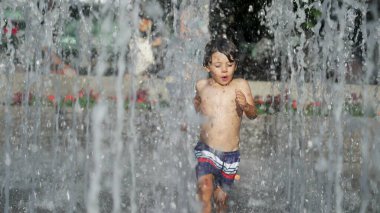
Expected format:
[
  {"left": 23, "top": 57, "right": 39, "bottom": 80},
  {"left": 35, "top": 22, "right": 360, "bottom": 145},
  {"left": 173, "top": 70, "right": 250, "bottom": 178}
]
[{"left": 221, "top": 76, "right": 228, "bottom": 81}]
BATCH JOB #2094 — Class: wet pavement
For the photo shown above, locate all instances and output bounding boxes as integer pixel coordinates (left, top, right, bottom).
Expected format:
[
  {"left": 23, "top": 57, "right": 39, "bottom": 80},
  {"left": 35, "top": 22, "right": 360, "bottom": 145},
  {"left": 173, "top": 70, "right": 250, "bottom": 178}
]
[{"left": 1, "top": 107, "right": 380, "bottom": 212}]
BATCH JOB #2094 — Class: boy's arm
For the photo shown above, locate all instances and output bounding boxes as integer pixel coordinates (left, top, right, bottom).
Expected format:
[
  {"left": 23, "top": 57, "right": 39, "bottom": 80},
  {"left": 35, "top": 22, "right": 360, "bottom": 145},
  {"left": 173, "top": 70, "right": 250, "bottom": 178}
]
[
  {"left": 241, "top": 102, "right": 257, "bottom": 119},
  {"left": 193, "top": 85, "right": 201, "bottom": 113},
  {"left": 236, "top": 80, "right": 257, "bottom": 119}
]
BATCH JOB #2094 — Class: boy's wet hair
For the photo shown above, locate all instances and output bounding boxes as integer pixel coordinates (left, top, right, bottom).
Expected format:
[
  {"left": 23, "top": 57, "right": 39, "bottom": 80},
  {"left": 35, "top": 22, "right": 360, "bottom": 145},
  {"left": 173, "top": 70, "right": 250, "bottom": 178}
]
[
  {"left": 138, "top": 12, "right": 153, "bottom": 21},
  {"left": 203, "top": 38, "right": 239, "bottom": 67}
]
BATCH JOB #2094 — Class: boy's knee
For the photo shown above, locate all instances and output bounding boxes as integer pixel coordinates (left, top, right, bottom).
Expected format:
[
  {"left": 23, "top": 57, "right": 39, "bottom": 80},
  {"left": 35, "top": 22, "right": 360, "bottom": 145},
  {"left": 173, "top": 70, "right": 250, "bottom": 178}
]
[
  {"left": 198, "top": 181, "right": 213, "bottom": 195},
  {"left": 197, "top": 175, "right": 214, "bottom": 200}
]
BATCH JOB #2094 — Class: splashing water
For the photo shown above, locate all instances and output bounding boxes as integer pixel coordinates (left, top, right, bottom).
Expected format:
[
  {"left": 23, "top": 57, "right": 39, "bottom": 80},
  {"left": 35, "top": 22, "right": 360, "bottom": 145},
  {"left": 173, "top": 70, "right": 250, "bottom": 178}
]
[
  {"left": 0, "top": 0, "right": 379, "bottom": 213},
  {"left": 260, "top": 0, "right": 380, "bottom": 212},
  {"left": 0, "top": 0, "right": 209, "bottom": 212}
]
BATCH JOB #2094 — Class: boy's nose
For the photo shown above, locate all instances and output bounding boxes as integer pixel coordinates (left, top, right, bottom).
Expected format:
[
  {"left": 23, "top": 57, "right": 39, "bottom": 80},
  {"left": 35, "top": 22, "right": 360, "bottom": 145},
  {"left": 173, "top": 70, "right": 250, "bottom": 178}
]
[{"left": 222, "top": 65, "right": 228, "bottom": 72}]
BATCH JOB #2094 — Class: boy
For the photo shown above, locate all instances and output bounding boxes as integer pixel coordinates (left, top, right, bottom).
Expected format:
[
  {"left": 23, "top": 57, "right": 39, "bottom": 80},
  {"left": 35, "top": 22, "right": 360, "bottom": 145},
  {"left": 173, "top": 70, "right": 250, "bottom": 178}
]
[{"left": 193, "top": 38, "right": 257, "bottom": 213}]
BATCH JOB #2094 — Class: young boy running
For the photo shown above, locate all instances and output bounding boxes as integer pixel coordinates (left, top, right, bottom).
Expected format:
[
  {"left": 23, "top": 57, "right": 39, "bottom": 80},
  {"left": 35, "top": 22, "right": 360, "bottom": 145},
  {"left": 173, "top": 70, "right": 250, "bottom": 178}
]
[{"left": 193, "top": 38, "right": 257, "bottom": 213}]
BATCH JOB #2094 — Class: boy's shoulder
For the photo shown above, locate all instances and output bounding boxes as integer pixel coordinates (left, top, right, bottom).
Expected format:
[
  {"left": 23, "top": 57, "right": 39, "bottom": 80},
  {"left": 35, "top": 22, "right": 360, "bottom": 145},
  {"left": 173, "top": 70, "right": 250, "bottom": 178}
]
[
  {"left": 233, "top": 77, "right": 247, "bottom": 82},
  {"left": 232, "top": 78, "right": 249, "bottom": 85},
  {"left": 196, "top": 78, "right": 208, "bottom": 84},
  {"left": 195, "top": 78, "right": 209, "bottom": 88},
  {"left": 232, "top": 78, "right": 251, "bottom": 91}
]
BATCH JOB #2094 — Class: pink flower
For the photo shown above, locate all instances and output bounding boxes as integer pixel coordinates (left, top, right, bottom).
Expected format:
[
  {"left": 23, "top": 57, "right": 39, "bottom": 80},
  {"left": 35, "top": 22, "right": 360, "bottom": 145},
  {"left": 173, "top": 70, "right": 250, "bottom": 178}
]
[
  {"left": 313, "top": 102, "right": 321, "bottom": 107},
  {"left": 78, "top": 89, "right": 85, "bottom": 98},
  {"left": 292, "top": 100, "right": 297, "bottom": 109},
  {"left": 64, "top": 94, "right": 76, "bottom": 103},
  {"left": 12, "top": 91, "right": 33, "bottom": 105},
  {"left": 89, "top": 90, "right": 99, "bottom": 101},
  {"left": 12, "top": 92, "right": 23, "bottom": 105},
  {"left": 265, "top": 95, "right": 273, "bottom": 105},
  {"left": 136, "top": 89, "right": 148, "bottom": 103},
  {"left": 11, "top": 26, "right": 18, "bottom": 35},
  {"left": 254, "top": 96, "right": 264, "bottom": 105},
  {"left": 47, "top": 95, "right": 55, "bottom": 103}
]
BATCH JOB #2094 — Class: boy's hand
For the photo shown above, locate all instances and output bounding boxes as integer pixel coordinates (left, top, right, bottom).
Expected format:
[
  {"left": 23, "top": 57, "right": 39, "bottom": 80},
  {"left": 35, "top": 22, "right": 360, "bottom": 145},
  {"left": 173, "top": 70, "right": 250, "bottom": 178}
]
[{"left": 235, "top": 89, "right": 247, "bottom": 110}]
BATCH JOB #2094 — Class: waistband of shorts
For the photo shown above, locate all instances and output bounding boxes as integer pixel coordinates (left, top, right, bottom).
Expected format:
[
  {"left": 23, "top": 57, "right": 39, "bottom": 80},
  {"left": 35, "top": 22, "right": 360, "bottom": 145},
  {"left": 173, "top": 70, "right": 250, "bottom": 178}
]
[{"left": 196, "top": 141, "right": 239, "bottom": 156}]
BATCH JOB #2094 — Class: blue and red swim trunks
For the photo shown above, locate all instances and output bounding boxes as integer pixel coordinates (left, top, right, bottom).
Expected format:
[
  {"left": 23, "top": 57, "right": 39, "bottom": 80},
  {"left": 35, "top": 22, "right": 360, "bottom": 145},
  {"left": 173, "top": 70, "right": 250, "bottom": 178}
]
[{"left": 194, "top": 141, "right": 240, "bottom": 188}]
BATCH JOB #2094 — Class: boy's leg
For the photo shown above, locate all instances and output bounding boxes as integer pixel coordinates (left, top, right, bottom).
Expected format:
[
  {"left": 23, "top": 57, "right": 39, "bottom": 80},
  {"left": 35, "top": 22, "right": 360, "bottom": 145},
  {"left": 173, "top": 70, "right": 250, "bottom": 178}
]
[
  {"left": 197, "top": 174, "right": 214, "bottom": 213},
  {"left": 213, "top": 186, "right": 228, "bottom": 213}
]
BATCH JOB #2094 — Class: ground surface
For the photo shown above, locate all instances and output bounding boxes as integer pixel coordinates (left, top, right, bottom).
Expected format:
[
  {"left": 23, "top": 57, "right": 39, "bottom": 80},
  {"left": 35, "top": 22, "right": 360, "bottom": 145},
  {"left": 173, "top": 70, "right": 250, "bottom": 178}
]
[{"left": 1, "top": 107, "right": 379, "bottom": 212}]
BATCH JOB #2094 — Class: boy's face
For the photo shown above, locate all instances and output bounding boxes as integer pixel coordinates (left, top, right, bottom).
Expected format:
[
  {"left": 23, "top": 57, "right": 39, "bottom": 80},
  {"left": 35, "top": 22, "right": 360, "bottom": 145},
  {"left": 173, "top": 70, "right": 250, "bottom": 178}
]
[
  {"left": 206, "top": 51, "right": 237, "bottom": 86},
  {"left": 139, "top": 18, "right": 152, "bottom": 33}
]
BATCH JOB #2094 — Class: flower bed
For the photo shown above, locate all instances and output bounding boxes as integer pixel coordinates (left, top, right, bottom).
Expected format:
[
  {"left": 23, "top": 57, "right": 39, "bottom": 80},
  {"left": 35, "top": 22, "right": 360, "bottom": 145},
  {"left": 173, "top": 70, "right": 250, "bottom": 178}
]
[
  {"left": 10, "top": 88, "right": 156, "bottom": 110},
  {"left": 9, "top": 89, "right": 378, "bottom": 117},
  {"left": 253, "top": 93, "right": 377, "bottom": 117}
]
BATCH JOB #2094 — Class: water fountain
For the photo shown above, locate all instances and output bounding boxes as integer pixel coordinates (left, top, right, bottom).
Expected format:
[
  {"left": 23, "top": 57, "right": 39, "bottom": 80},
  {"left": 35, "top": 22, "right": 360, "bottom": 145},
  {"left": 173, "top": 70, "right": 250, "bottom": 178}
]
[
  {"left": 0, "top": 0, "right": 210, "bottom": 212},
  {"left": 247, "top": 0, "right": 380, "bottom": 212},
  {"left": 0, "top": 0, "right": 379, "bottom": 212}
]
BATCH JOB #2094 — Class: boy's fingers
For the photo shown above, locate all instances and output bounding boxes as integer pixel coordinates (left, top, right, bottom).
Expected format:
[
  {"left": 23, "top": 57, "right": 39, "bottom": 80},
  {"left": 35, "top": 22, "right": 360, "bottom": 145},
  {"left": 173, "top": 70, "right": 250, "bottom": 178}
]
[
  {"left": 236, "top": 90, "right": 245, "bottom": 99},
  {"left": 236, "top": 93, "right": 245, "bottom": 101}
]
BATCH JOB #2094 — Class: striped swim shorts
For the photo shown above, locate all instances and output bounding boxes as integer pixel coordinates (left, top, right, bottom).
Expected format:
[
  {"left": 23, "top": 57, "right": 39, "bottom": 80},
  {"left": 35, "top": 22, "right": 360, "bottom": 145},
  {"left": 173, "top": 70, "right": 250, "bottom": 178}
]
[{"left": 194, "top": 141, "right": 240, "bottom": 189}]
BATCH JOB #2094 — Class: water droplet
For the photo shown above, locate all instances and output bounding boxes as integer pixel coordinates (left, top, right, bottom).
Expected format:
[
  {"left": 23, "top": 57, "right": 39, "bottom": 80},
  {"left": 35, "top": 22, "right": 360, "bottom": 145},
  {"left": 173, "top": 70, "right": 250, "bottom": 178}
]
[
  {"left": 248, "top": 5, "right": 253, "bottom": 12},
  {"left": 5, "top": 153, "right": 11, "bottom": 166},
  {"left": 260, "top": 10, "right": 265, "bottom": 17},
  {"left": 307, "top": 140, "right": 313, "bottom": 148},
  {"left": 170, "top": 202, "right": 176, "bottom": 209}
]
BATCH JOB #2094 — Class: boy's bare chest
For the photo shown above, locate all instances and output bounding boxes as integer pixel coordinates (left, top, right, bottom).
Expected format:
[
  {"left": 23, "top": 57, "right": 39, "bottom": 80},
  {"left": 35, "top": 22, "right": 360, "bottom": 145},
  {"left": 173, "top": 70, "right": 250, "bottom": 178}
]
[{"left": 201, "top": 89, "right": 237, "bottom": 112}]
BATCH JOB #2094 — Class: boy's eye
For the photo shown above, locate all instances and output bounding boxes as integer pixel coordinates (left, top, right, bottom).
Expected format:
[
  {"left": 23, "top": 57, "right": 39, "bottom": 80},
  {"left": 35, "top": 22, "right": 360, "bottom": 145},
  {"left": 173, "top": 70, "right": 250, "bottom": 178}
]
[{"left": 211, "top": 62, "right": 235, "bottom": 68}]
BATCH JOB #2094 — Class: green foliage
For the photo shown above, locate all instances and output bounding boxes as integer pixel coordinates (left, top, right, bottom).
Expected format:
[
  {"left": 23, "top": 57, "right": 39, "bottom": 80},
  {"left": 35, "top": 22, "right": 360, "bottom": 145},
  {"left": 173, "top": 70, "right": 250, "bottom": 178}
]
[
  {"left": 301, "top": 7, "right": 322, "bottom": 30},
  {"left": 344, "top": 103, "right": 364, "bottom": 117},
  {"left": 292, "top": 0, "right": 323, "bottom": 31}
]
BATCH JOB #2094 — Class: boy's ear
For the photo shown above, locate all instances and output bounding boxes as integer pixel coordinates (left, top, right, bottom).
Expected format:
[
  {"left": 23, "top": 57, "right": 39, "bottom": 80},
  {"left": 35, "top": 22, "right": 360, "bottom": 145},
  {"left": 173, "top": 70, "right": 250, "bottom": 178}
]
[{"left": 204, "top": 66, "right": 210, "bottom": 72}]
